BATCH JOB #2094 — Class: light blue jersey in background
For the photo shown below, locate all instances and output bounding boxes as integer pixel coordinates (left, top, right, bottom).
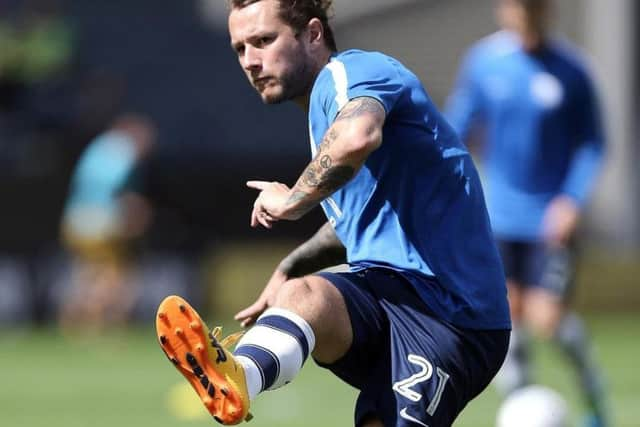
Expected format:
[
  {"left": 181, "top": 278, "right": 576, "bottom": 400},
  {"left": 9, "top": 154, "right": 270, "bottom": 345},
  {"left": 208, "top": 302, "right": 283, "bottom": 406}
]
[
  {"left": 446, "top": 31, "right": 605, "bottom": 241},
  {"left": 308, "top": 49, "right": 510, "bottom": 330},
  {"left": 63, "top": 131, "right": 137, "bottom": 240}
]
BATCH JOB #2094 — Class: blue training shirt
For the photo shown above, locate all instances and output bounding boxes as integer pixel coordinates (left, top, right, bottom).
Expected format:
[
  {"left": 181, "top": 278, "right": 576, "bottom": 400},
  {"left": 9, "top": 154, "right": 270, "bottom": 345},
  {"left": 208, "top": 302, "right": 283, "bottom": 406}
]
[
  {"left": 446, "top": 31, "right": 605, "bottom": 241},
  {"left": 309, "top": 49, "right": 510, "bottom": 330}
]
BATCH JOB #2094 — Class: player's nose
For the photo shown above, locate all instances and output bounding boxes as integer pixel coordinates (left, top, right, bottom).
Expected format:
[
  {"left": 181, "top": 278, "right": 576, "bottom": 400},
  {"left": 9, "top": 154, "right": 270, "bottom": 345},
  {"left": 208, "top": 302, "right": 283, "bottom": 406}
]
[{"left": 243, "top": 45, "right": 262, "bottom": 71}]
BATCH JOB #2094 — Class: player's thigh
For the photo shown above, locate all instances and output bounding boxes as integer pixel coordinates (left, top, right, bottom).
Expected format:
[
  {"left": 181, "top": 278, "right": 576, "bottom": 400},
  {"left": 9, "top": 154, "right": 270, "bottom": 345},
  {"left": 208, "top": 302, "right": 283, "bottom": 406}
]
[
  {"left": 360, "top": 416, "right": 384, "bottom": 427},
  {"left": 353, "top": 270, "right": 509, "bottom": 427},
  {"left": 523, "top": 243, "right": 576, "bottom": 337},
  {"left": 496, "top": 239, "right": 527, "bottom": 283},
  {"left": 388, "top": 315, "right": 507, "bottom": 426},
  {"left": 535, "top": 243, "right": 577, "bottom": 299},
  {"left": 506, "top": 279, "right": 525, "bottom": 322},
  {"left": 311, "top": 271, "right": 389, "bottom": 390},
  {"left": 497, "top": 240, "right": 528, "bottom": 319},
  {"left": 273, "top": 274, "right": 353, "bottom": 364},
  {"left": 498, "top": 239, "right": 573, "bottom": 313},
  {"left": 522, "top": 287, "right": 565, "bottom": 339}
]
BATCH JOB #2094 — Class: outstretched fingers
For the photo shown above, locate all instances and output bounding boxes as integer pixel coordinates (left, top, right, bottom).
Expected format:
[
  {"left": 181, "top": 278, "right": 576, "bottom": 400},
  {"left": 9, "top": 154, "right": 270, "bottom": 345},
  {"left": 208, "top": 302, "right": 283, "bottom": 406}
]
[
  {"left": 246, "top": 180, "right": 271, "bottom": 191},
  {"left": 247, "top": 180, "right": 281, "bottom": 228}
]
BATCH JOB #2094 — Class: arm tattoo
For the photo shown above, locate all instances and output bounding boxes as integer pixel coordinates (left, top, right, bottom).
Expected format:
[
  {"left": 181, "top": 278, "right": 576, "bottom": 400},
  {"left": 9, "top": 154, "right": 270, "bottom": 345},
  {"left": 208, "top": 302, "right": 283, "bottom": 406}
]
[
  {"left": 297, "top": 125, "right": 355, "bottom": 196},
  {"left": 316, "top": 166, "right": 355, "bottom": 192},
  {"left": 319, "top": 155, "right": 332, "bottom": 169},
  {"left": 335, "top": 96, "right": 385, "bottom": 122},
  {"left": 284, "top": 190, "right": 318, "bottom": 218},
  {"left": 286, "top": 190, "right": 309, "bottom": 205},
  {"left": 286, "top": 97, "right": 383, "bottom": 215},
  {"left": 299, "top": 161, "right": 355, "bottom": 196},
  {"left": 279, "top": 222, "right": 346, "bottom": 277}
]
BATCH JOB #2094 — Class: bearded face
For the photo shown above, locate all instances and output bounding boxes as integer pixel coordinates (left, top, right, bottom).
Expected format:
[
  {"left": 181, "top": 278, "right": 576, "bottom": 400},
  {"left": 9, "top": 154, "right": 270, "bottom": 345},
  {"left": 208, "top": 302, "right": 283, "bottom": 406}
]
[{"left": 229, "top": 0, "right": 318, "bottom": 104}]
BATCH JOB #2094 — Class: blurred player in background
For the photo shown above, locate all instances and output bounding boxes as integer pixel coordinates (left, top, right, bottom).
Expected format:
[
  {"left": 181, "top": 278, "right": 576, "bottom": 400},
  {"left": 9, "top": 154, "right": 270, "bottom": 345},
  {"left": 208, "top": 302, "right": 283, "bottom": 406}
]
[
  {"left": 156, "top": 0, "right": 511, "bottom": 426},
  {"left": 60, "top": 113, "right": 155, "bottom": 329},
  {"left": 445, "top": 1, "right": 608, "bottom": 426}
]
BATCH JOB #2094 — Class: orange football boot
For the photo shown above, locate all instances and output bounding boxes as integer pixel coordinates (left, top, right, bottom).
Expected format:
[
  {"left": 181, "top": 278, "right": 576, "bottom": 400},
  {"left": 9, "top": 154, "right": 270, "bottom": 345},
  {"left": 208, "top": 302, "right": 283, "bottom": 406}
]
[{"left": 156, "top": 295, "right": 252, "bottom": 424}]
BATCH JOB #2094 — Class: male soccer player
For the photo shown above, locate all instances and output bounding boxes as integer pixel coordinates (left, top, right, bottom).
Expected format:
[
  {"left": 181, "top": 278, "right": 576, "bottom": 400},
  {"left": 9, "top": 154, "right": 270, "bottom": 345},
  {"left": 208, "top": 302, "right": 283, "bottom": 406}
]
[
  {"left": 157, "top": 1, "right": 510, "bottom": 425},
  {"left": 445, "top": 1, "right": 607, "bottom": 426}
]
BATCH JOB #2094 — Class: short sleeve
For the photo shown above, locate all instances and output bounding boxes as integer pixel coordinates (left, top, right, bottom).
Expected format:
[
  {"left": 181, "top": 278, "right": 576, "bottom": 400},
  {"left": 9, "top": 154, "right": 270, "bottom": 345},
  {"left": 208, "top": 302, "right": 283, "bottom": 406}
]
[{"left": 315, "top": 52, "right": 404, "bottom": 123}]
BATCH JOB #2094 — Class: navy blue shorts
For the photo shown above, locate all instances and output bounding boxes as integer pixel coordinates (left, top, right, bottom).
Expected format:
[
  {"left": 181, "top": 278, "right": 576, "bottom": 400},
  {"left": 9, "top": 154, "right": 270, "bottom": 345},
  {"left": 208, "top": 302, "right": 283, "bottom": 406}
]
[
  {"left": 496, "top": 240, "right": 577, "bottom": 298},
  {"left": 314, "top": 268, "right": 509, "bottom": 427}
]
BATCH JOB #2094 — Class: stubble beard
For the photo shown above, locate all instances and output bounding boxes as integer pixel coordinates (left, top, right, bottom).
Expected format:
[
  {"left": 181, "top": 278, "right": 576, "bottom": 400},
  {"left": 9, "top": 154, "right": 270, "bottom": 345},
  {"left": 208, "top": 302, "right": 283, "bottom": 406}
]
[{"left": 260, "top": 55, "right": 315, "bottom": 104}]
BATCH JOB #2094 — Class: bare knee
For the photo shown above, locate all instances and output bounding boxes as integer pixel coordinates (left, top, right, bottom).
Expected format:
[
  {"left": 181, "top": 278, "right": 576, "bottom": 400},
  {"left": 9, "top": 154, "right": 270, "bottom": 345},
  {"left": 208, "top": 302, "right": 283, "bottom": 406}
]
[
  {"left": 272, "top": 277, "right": 341, "bottom": 326},
  {"left": 523, "top": 289, "right": 564, "bottom": 340},
  {"left": 272, "top": 276, "right": 352, "bottom": 364},
  {"left": 273, "top": 277, "right": 314, "bottom": 310},
  {"left": 360, "top": 415, "right": 384, "bottom": 427}
]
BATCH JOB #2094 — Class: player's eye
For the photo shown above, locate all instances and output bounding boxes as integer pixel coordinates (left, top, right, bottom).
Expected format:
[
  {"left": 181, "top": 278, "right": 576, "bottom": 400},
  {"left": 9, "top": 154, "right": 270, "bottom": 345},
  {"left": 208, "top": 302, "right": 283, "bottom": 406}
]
[
  {"left": 235, "top": 45, "right": 245, "bottom": 56},
  {"left": 256, "top": 36, "right": 274, "bottom": 47}
]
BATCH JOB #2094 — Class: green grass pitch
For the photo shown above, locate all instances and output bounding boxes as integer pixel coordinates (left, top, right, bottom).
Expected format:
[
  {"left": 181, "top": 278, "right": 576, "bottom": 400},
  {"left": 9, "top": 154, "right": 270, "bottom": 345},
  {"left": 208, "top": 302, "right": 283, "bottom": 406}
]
[{"left": 1, "top": 313, "right": 637, "bottom": 427}]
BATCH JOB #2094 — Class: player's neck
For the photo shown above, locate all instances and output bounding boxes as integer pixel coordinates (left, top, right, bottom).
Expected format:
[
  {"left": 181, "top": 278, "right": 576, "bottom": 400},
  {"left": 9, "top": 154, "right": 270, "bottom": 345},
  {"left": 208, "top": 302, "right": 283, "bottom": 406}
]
[
  {"left": 293, "top": 49, "right": 334, "bottom": 112},
  {"left": 516, "top": 28, "right": 546, "bottom": 52}
]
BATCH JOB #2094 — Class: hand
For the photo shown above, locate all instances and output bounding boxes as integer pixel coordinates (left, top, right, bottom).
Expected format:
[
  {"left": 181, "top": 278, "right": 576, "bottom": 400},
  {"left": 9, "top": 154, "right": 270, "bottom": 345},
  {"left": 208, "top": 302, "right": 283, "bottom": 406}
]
[
  {"left": 542, "top": 195, "right": 580, "bottom": 247},
  {"left": 247, "top": 180, "right": 293, "bottom": 229},
  {"left": 234, "top": 268, "right": 288, "bottom": 328}
]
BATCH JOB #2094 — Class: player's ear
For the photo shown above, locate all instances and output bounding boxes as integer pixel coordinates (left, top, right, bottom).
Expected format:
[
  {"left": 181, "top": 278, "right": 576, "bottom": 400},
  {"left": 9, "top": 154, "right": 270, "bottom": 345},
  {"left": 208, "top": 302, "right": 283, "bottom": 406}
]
[{"left": 306, "top": 18, "right": 324, "bottom": 46}]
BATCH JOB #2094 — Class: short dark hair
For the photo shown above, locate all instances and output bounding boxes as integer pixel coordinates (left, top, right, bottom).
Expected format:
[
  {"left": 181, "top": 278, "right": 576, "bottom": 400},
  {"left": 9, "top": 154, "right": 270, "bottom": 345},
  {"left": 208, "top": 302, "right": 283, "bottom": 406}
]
[{"left": 228, "top": 0, "right": 337, "bottom": 52}]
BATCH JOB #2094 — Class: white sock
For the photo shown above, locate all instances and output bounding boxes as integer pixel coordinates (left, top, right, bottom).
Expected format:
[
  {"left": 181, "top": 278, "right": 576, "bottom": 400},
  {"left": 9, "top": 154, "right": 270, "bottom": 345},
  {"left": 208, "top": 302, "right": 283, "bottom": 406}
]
[
  {"left": 235, "top": 355, "right": 264, "bottom": 400},
  {"left": 233, "top": 307, "right": 316, "bottom": 400}
]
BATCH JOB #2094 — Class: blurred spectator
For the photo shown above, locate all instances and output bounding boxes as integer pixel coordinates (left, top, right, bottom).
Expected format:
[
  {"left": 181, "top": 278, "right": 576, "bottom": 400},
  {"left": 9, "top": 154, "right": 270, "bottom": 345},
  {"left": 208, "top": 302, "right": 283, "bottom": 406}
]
[
  {"left": 0, "top": 0, "right": 82, "bottom": 327},
  {"left": 58, "top": 113, "right": 156, "bottom": 329},
  {"left": 446, "top": 1, "right": 608, "bottom": 426},
  {"left": 0, "top": 0, "right": 306, "bottom": 328}
]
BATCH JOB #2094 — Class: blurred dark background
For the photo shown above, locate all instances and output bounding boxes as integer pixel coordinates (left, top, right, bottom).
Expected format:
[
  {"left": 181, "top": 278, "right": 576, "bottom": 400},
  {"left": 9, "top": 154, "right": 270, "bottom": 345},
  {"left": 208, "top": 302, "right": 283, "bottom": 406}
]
[
  {"left": 0, "top": 0, "right": 637, "bottom": 328},
  {"left": 0, "top": 0, "right": 328, "bottom": 327},
  {"left": 0, "top": 0, "right": 322, "bottom": 252}
]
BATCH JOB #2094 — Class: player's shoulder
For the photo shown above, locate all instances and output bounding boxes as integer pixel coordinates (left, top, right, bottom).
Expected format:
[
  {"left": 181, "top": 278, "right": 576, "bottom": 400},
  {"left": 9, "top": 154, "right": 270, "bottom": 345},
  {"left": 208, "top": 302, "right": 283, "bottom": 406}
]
[
  {"left": 315, "top": 49, "right": 405, "bottom": 90},
  {"left": 464, "top": 31, "right": 520, "bottom": 64},
  {"left": 547, "top": 36, "right": 596, "bottom": 78},
  {"left": 331, "top": 49, "right": 402, "bottom": 72}
]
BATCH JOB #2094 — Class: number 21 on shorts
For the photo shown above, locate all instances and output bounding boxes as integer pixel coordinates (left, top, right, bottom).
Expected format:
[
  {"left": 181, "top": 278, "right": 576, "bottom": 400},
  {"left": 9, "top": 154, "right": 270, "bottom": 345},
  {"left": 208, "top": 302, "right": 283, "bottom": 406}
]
[{"left": 392, "top": 354, "right": 450, "bottom": 416}]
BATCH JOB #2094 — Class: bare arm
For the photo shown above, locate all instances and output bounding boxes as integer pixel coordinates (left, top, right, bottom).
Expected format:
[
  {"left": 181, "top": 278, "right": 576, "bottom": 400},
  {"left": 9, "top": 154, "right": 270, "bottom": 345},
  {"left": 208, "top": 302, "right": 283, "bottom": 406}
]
[
  {"left": 235, "top": 222, "right": 345, "bottom": 327},
  {"left": 285, "top": 96, "right": 386, "bottom": 218},
  {"left": 279, "top": 221, "right": 346, "bottom": 277},
  {"left": 248, "top": 96, "right": 386, "bottom": 227}
]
